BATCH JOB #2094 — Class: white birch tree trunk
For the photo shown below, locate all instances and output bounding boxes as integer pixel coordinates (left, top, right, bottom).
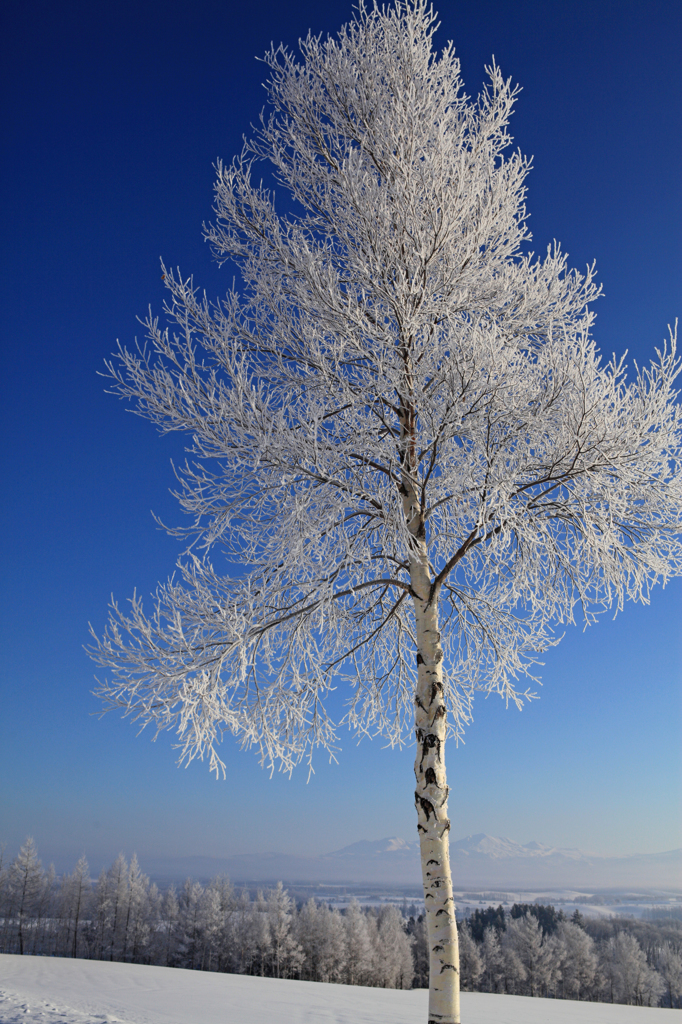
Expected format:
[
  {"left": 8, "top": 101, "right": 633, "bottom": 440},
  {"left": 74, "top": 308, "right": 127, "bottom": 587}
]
[
  {"left": 401, "top": 360, "right": 461, "bottom": 1022},
  {"left": 412, "top": 557, "right": 460, "bottom": 1024}
]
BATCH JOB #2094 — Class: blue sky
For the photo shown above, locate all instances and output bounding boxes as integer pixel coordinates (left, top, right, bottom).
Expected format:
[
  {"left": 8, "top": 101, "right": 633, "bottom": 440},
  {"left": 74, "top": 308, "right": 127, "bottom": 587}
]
[{"left": 1, "top": 0, "right": 680, "bottom": 876}]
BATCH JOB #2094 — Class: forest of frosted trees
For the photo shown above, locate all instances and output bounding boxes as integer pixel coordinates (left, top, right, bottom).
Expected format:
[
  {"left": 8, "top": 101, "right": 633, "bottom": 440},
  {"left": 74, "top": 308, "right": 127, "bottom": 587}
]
[{"left": 1, "top": 838, "right": 681, "bottom": 1008}]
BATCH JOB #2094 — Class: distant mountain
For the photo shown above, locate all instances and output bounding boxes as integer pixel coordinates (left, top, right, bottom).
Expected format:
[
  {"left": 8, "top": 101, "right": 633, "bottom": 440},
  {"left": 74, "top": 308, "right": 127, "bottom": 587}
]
[
  {"left": 322, "top": 837, "right": 417, "bottom": 861},
  {"left": 147, "top": 833, "right": 682, "bottom": 889},
  {"left": 450, "top": 833, "right": 586, "bottom": 862}
]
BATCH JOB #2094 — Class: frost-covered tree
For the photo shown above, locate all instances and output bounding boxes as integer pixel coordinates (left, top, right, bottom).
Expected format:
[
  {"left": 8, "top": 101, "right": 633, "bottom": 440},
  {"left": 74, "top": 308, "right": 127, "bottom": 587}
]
[
  {"left": 296, "top": 897, "right": 346, "bottom": 983},
  {"left": 207, "top": 875, "right": 236, "bottom": 972},
  {"left": 480, "top": 925, "right": 505, "bottom": 993},
  {"left": 89, "top": 1, "right": 682, "bottom": 1020},
  {"left": 503, "top": 912, "right": 556, "bottom": 997},
  {"left": 158, "top": 883, "right": 179, "bottom": 967},
  {"left": 229, "top": 888, "right": 256, "bottom": 975},
  {"left": 372, "top": 904, "right": 415, "bottom": 988},
  {"left": 8, "top": 838, "right": 45, "bottom": 955},
  {"left": 456, "top": 922, "right": 482, "bottom": 992},
  {"left": 175, "top": 878, "right": 205, "bottom": 970},
  {"left": 122, "top": 854, "right": 157, "bottom": 963},
  {"left": 31, "top": 862, "right": 56, "bottom": 957},
  {"left": 105, "top": 853, "right": 129, "bottom": 962},
  {"left": 59, "top": 855, "right": 91, "bottom": 959},
  {"left": 196, "top": 883, "right": 223, "bottom": 970},
  {"left": 343, "top": 898, "right": 375, "bottom": 985},
  {"left": 265, "top": 881, "right": 304, "bottom": 978},
  {"left": 314, "top": 903, "right": 348, "bottom": 983},
  {"left": 91, "top": 865, "right": 114, "bottom": 960},
  {"left": 407, "top": 912, "right": 429, "bottom": 989},
  {"left": 295, "top": 898, "right": 323, "bottom": 980},
  {"left": 657, "top": 942, "right": 682, "bottom": 1009},
  {"left": 600, "top": 932, "right": 665, "bottom": 1006},
  {"left": 555, "top": 919, "right": 597, "bottom": 1000}
]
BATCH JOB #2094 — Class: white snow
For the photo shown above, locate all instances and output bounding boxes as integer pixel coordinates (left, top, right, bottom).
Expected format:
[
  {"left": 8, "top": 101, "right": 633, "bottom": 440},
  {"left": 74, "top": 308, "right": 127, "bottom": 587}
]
[{"left": 0, "top": 955, "right": 675, "bottom": 1024}]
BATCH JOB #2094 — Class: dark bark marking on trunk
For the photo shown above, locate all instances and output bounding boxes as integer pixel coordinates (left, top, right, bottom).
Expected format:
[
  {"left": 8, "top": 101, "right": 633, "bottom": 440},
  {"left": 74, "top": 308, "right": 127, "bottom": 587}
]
[
  {"left": 419, "top": 733, "right": 441, "bottom": 769},
  {"left": 429, "top": 681, "right": 443, "bottom": 704},
  {"left": 416, "top": 794, "right": 437, "bottom": 820},
  {"left": 416, "top": 651, "right": 424, "bottom": 665}
]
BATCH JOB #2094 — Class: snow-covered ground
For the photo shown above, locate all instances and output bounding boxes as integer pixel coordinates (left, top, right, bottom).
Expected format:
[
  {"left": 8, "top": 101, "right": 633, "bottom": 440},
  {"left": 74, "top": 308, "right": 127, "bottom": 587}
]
[{"left": 0, "top": 955, "right": 675, "bottom": 1024}]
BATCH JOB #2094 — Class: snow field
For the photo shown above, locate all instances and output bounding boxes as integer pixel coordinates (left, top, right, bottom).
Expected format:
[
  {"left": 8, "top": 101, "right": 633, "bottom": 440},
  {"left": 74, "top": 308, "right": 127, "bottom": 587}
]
[{"left": 0, "top": 955, "right": 676, "bottom": 1024}]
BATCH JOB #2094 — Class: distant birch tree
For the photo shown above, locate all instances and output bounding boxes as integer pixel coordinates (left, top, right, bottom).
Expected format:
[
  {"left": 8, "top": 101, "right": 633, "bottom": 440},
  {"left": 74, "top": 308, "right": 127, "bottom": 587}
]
[
  {"left": 343, "top": 898, "right": 375, "bottom": 985},
  {"left": 59, "top": 855, "right": 91, "bottom": 959},
  {"left": 8, "top": 838, "right": 45, "bottom": 956},
  {"left": 657, "top": 943, "right": 682, "bottom": 1009},
  {"left": 372, "top": 904, "right": 415, "bottom": 988},
  {"left": 480, "top": 926, "right": 505, "bottom": 993},
  {"left": 556, "top": 920, "right": 597, "bottom": 1000},
  {"left": 31, "top": 863, "right": 55, "bottom": 957},
  {"left": 105, "top": 853, "right": 129, "bottom": 962},
  {"left": 297, "top": 899, "right": 347, "bottom": 983},
  {"left": 457, "top": 922, "right": 482, "bottom": 992},
  {"left": 89, "top": 1, "right": 682, "bottom": 1020}
]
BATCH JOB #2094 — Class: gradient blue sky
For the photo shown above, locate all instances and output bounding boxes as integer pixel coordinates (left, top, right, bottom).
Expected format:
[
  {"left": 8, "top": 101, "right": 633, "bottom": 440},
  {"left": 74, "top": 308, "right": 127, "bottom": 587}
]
[{"left": 1, "top": 0, "right": 680, "bottom": 877}]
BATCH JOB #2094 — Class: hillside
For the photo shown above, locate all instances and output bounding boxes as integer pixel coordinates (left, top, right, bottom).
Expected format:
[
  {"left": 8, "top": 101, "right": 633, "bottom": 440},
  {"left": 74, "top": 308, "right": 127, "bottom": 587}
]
[{"left": 0, "top": 955, "right": 672, "bottom": 1024}]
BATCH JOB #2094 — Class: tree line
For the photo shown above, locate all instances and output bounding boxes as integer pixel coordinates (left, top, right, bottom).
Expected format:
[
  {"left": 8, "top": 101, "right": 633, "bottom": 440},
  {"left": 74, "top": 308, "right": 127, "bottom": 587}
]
[
  {"left": 1, "top": 838, "right": 680, "bottom": 1007},
  {"left": 410, "top": 902, "right": 682, "bottom": 1008},
  {"left": 0, "top": 839, "right": 412, "bottom": 987}
]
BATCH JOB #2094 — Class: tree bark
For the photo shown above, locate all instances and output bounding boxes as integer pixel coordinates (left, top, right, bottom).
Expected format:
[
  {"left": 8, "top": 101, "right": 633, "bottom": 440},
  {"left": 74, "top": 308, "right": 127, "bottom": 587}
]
[{"left": 412, "top": 559, "right": 460, "bottom": 1024}]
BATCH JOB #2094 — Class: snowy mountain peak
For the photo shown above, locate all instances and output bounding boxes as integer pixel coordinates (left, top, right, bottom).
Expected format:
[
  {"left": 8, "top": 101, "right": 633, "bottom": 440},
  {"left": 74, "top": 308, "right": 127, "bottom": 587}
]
[
  {"left": 450, "top": 834, "right": 526, "bottom": 858},
  {"left": 325, "top": 836, "right": 416, "bottom": 859},
  {"left": 144, "top": 835, "right": 681, "bottom": 887},
  {"left": 327, "top": 834, "right": 581, "bottom": 862}
]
